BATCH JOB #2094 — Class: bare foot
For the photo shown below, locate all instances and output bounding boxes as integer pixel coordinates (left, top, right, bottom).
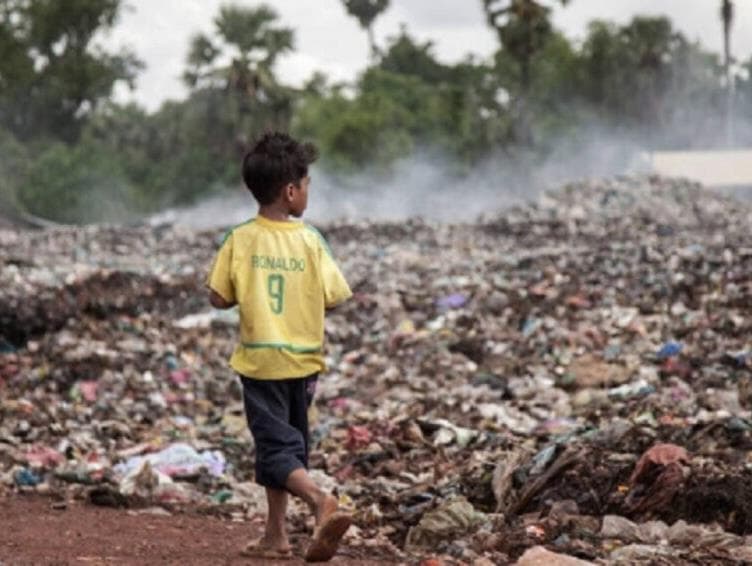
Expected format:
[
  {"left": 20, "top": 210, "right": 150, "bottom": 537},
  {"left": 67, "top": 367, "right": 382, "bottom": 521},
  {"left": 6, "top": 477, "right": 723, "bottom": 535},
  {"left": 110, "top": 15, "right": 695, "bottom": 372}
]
[
  {"left": 241, "top": 536, "right": 292, "bottom": 559},
  {"left": 314, "top": 494, "right": 339, "bottom": 528},
  {"left": 305, "top": 512, "right": 352, "bottom": 562}
]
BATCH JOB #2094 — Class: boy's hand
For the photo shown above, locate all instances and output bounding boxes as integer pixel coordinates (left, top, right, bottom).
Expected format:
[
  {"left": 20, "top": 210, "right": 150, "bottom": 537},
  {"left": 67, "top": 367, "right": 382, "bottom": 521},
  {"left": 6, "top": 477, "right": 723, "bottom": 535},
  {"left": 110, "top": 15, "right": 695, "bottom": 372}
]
[{"left": 209, "top": 289, "right": 236, "bottom": 309}]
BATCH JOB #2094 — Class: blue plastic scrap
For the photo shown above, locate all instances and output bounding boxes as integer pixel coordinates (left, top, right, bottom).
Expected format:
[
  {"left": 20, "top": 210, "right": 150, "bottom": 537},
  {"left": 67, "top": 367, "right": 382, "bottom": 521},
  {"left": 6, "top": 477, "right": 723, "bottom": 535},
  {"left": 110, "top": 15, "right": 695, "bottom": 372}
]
[{"left": 657, "top": 340, "right": 683, "bottom": 359}]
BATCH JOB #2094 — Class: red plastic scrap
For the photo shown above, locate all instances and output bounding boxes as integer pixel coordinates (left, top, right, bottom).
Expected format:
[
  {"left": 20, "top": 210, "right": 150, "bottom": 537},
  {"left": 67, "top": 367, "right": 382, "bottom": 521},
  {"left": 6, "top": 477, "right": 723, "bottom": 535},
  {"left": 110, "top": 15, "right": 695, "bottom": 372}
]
[
  {"left": 169, "top": 369, "right": 191, "bottom": 385},
  {"left": 79, "top": 380, "right": 99, "bottom": 402},
  {"left": 565, "top": 294, "right": 591, "bottom": 309},
  {"left": 25, "top": 445, "right": 64, "bottom": 469},
  {"left": 659, "top": 357, "right": 692, "bottom": 379},
  {"left": 346, "top": 425, "right": 372, "bottom": 451},
  {"left": 625, "top": 443, "right": 690, "bottom": 515},
  {"left": 630, "top": 443, "right": 689, "bottom": 486}
]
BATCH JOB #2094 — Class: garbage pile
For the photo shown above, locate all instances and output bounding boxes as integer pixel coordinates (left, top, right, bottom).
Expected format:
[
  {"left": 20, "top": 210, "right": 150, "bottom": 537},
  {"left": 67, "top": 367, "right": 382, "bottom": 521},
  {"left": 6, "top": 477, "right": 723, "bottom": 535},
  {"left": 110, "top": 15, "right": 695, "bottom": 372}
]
[{"left": 2, "top": 175, "right": 752, "bottom": 564}]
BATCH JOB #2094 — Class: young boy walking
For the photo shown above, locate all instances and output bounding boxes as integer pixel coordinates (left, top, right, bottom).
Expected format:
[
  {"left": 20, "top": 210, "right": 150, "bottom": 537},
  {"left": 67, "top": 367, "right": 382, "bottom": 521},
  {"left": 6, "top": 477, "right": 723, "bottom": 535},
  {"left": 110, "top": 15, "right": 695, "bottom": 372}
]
[{"left": 207, "top": 132, "right": 353, "bottom": 562}]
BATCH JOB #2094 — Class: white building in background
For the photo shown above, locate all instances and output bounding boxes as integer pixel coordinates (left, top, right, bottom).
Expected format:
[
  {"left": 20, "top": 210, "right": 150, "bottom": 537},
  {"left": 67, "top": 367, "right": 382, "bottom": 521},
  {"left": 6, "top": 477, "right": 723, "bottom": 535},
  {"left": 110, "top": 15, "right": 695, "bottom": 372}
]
[{"left": 647, "top": 149, "right": 752, "bottom": 189}]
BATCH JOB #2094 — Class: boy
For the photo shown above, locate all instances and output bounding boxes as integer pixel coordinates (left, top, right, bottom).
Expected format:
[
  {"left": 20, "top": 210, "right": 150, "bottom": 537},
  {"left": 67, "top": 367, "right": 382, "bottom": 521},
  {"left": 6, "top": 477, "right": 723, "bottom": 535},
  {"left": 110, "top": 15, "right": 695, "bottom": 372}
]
[{"left": 207, "top": 132, "right": 353, "bottom": 562}]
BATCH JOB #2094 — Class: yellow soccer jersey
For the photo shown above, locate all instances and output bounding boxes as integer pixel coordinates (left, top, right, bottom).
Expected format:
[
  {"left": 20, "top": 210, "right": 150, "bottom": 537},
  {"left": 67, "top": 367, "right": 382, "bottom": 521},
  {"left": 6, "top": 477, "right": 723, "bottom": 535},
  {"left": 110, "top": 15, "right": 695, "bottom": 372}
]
[{"left": 207, "top": 215, "right": 352, "bottom": 379}]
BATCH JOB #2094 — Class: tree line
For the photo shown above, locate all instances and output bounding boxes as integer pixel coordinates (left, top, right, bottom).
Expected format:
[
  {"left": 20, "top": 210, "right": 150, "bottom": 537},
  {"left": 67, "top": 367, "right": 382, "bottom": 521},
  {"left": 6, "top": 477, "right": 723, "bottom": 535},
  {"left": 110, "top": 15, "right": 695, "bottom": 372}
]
[{"left": 1, "top": 0, "right": 750, "bottom": 223}]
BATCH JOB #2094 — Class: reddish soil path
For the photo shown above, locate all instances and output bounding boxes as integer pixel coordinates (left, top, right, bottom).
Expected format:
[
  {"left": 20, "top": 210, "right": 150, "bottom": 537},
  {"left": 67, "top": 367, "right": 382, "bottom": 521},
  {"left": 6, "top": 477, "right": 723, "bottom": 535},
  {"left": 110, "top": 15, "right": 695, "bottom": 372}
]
[{"left": 0, "top": 496, "right": 397, "bottom": 565}]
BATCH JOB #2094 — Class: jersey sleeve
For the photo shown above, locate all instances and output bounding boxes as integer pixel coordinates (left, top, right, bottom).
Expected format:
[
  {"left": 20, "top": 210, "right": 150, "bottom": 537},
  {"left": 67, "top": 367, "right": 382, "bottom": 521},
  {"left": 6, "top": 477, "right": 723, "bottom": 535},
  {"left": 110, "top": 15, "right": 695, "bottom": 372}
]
[
  {"left": 317, "top": 235, "right": 352, "bottom": 308},
  {"left": 206, "top": 233, "right": 236, "bottom": 304}
]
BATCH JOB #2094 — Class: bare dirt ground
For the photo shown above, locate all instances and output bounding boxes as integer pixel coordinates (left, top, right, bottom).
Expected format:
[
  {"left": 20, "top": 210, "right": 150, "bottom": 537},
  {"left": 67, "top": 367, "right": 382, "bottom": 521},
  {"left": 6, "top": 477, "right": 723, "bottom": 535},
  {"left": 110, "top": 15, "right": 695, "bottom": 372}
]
[{"left": 0, "top": 496, "right": 396, "bottom": 566}]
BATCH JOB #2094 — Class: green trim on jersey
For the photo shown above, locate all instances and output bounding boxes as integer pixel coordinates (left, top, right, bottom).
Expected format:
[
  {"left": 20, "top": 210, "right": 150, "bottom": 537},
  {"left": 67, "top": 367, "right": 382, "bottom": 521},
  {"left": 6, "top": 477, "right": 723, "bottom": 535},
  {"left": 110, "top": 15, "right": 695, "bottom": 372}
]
[
  {"left": 221, "top": 218, "right": 255, "bottom": 244},
  {"left": 241, "top": 341, "right": 322, "bottom": 354},
  {"left": 305, "top": 224, "right": 334, "bottom": 258}
]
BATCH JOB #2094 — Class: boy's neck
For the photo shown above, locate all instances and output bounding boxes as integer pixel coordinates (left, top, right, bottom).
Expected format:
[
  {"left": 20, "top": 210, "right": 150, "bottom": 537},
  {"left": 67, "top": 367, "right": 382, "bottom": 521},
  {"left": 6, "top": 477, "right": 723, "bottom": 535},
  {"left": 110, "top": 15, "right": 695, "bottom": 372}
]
[{"left": 258, "top": 203, "right": 294, "bottom": 222}]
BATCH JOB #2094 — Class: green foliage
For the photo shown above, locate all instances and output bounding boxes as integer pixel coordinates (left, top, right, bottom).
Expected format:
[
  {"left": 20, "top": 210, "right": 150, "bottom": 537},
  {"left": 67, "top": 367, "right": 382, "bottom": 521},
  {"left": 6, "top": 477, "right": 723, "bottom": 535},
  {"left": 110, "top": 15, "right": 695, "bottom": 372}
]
[
  {"left": 79, "top": 102, "right": 172, "bottom": 210},
  {"left": 721, "top": 0, "right": 734, "bottom": 57},
  {"left": 294, "top": 30, "right": 513, "bottom": 173},
  {"left": 0, "top": 127, "right": 29, "bottom": 212},
  {"left": 483, "top": 0, "right": 569, "bottom": 90},
  {"left": 183, "top": 4, "right": 293, "bottom": 92},
  {"left": 17, "top": 140, "right": 137, "bottom": 223},
  {"left": 379, "top": 26, "right": 449, "bottom": 85},
  {"left": 0, "top": 0, "right": 141, "bottom": 143},
  {"left": 176, "top": 4, "right": 295, "bottom": 199},
  {"left": 1, "top": 1, "right": 748, "bottom": 223},
  {"left": 482, "top": 0, "right": 571, "bottom": 145},
  {"left": 342, "top": 0, "right": 390, "bottom": 30},
  {"left": 11, "top": 2, "right": 300, "bottom": 222},
  {"left": 82, "top": 96, "right": 243, "bottom": 209},
  {"left": 737, "top": 57, "right": 752, "bottom": 111},
  {"left": 341, "top": 0, "right": 390, "bottom": 58},
  {"left": 579, "top": 21, "right": 632, "bottom": 119},
  {"left": 183, "top": 34, "right": 220, "bottom": 88},
  {"left": 726, "top": 56, "right": 752, "bottom": 146},
  {"left": 577, "top": 17, "right": 724, "bottom": 146},
  {"left": 214, "top": 4, "right": 293, "bottom": 66},
  {"left": 293, "top": 75, "right": 415, "bottom": 172},
  {"left": 523, "top": 31, "right": 588, "bottom": 145}
]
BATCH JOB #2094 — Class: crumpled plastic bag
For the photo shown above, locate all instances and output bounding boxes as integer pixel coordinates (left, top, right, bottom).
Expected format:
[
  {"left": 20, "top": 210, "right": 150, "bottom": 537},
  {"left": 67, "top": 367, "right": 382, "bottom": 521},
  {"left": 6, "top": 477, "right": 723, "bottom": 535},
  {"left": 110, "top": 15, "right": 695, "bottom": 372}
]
[
  {"left": 514, "top": 546, "right": 595, "bottom": 565},
  {"left": 630, "top": 443, "right": 689, "bottom": 485},
  {"left": 118, "top": 460, "right": 193, "bottom": 503},
  {"left": 114, "top": 442, "right": 225, "bottom": 479},
  {"left": 625, "top": 443, "right": 690, "bottom": 515},
  {"left": 405, "top": 496, "right": 487, "bottom": 550},
  {"left": 601, "top": 514, "right": 745, "bottom": 548}
]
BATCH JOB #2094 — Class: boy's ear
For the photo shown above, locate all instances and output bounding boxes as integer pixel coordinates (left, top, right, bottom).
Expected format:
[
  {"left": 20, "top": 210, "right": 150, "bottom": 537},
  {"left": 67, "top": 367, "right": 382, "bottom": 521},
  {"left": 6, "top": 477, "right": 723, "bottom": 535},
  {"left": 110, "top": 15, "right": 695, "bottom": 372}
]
[{"left": 284, "top": 182, "right": 295, "bottom": 201}]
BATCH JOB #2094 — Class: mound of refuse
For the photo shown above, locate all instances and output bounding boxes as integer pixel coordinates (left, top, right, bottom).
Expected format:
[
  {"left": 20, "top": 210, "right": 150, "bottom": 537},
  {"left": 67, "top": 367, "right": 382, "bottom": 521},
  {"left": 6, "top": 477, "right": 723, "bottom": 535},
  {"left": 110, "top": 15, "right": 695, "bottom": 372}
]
[{"left": 1, "top": 175, "right": 752, "bottom": 564}]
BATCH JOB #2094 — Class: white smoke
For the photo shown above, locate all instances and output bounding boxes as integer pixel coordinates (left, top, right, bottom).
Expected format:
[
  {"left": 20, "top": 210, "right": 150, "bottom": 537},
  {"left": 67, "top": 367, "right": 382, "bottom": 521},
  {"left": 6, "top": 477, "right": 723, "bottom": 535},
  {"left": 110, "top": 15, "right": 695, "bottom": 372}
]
[{"left": 153, "top": 124, "right": 648, "bottom": 229}]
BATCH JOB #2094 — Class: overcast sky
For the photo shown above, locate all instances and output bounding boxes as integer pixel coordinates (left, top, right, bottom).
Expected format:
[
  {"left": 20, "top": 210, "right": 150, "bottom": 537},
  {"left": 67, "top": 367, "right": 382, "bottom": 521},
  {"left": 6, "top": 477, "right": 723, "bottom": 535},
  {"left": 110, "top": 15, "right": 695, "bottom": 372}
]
[{"left": 108, "top": 1, "right": 752, "bottom": 111}]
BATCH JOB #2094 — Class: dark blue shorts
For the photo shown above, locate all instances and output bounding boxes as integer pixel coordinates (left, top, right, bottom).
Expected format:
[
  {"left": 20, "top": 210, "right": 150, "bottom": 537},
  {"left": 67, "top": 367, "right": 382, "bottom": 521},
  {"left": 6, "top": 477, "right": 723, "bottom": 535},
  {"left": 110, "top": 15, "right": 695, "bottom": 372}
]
[{"left": 239, "top": 374, "right": 318, "bottom": 490}]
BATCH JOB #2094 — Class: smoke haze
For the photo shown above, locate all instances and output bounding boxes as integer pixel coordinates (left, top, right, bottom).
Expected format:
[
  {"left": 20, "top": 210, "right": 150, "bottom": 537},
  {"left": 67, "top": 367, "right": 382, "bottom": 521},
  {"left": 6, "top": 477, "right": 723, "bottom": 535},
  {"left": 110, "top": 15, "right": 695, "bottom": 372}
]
[{"left": 152, "top": 126, "right": 649, "bottom": 229}]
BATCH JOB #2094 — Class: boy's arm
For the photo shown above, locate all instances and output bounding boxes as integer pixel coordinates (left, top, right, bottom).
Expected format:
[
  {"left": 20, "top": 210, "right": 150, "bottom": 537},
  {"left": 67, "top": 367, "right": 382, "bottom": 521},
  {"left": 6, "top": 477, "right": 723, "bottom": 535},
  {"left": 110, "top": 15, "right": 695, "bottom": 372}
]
[
  {"left": 209, "top": 288, "right": 236, "bottom": 309},
  {"left": 325, "top": 299, "right": 350, "bottom": 312},
  {"left": 206, "top": 232, "right": 237, "bottom": 309},
  {"left": 316, "top": 237, "right": 352, "bottom": 309}
]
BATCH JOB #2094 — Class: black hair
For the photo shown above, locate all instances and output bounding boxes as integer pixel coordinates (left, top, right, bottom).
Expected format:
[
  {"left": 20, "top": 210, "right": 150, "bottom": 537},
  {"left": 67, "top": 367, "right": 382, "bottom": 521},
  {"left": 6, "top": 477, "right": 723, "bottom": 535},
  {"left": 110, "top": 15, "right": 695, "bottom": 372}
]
[{"left": 241, "top": 132, "right": 319, "bottom": 205}]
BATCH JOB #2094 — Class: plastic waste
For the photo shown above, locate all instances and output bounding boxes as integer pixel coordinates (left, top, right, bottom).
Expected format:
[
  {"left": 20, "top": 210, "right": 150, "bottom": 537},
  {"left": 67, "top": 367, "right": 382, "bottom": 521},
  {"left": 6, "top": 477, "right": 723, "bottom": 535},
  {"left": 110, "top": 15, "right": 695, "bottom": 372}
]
[
  {"left": 3, "top": 175, "right": 752, "bottom": 563},
  {"left": 656, "top": 340, "right": 683, "bottom": 359},
  {"left": 436, "top": 293, "right": 468, "bottom": 310},
  {"left": 114, "top": 443, "right": 225, "bottom": 479},
  {"left": 514, "top": 546, "right": 595, "bottom": 565},
  {"left": 14, "top": 468, "right": 41, "bottom": 487},
  {"left": 405, "top": 497, "right": 487, "bottom": 550}
]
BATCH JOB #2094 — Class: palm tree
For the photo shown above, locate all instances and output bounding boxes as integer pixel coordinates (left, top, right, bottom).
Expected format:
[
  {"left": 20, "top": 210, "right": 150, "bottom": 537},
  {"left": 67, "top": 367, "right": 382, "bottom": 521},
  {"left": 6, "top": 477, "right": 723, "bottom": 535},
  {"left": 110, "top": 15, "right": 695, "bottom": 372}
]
[
  {"left": 722, "top": 1, "right": 734, "bottom": 74},
  {"left": 721, "top": 0, "right": 735, "bottom": 146},
  {"left": 341, "top": 0, "right": 390, "bottom": 61},
  {"left": 181, "top": 4, "right": 295, "bottom": 160},
  {"left": 183, "top": 4, "right": 293, "bottom": 98},
  {"left": 482, "top": 0, "right": 566, "bottom": 92},
  {"left": 482, "top": 0, "right": 570, "bottom": 145}
]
